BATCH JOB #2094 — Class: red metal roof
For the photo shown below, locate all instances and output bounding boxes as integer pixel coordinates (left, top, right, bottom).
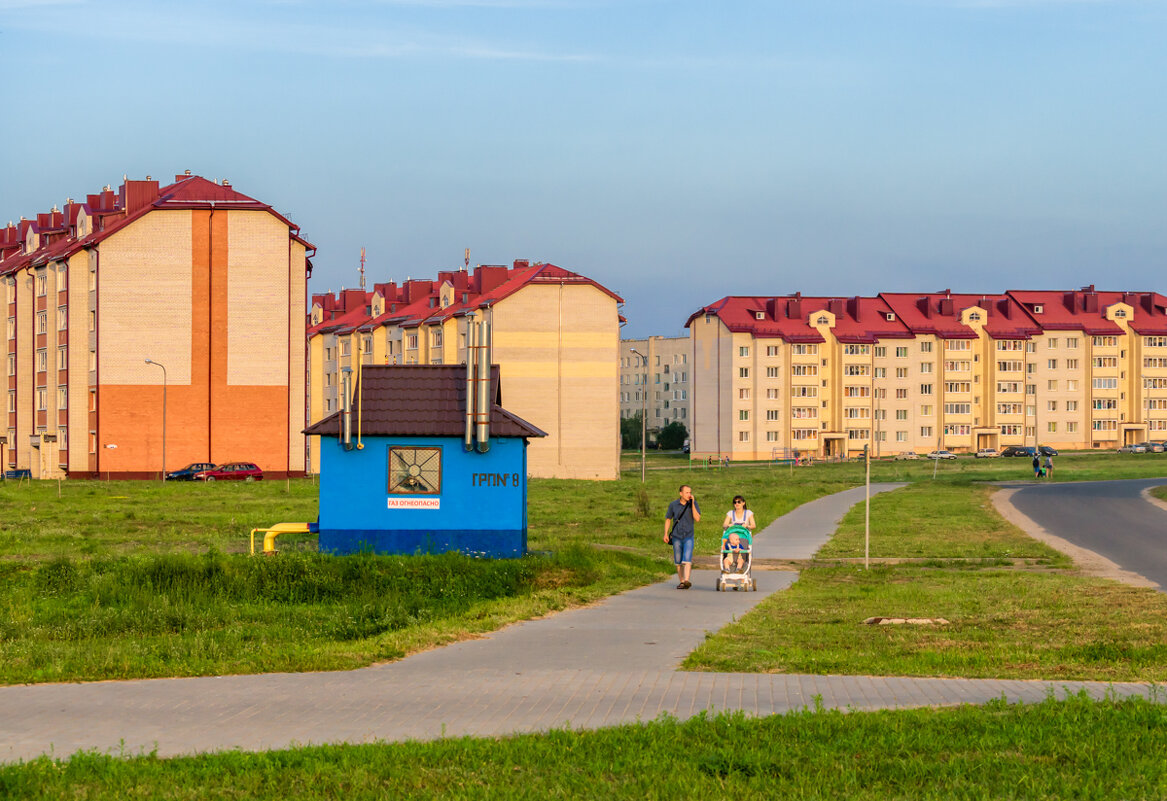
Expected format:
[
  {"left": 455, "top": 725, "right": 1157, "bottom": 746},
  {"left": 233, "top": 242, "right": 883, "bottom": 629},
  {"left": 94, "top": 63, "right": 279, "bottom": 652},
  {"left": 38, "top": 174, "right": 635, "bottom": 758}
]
[
  {"left": 309, "top": 261, "right": 622, "bottom": 338},
  {"left": 1, "top": 174, "right": 313, "bottom": 278},
  {"left": 303, "top": 365, "right": 547, "bottom": 439}
]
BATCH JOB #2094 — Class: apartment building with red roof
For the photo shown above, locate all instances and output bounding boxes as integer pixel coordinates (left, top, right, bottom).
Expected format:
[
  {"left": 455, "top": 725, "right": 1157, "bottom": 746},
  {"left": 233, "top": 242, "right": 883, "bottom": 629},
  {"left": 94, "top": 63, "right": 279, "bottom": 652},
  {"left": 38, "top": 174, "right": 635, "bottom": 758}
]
[
  {"left": 307, "top": 260, "right": 622, "bottom": 479},
  {"left": 1, "top": 173, "right": 312, "bottom": 478},
  {"left": 687, "top": 287, "right": 1167, "bottom": 460}
]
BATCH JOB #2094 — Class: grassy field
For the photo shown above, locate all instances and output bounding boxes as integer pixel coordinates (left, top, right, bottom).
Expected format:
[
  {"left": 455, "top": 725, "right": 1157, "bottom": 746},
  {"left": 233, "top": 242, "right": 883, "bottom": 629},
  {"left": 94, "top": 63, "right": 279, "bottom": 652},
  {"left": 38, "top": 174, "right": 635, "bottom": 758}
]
[
  {"left": 685, "top": 468, "right": 1167, "bottom": 681},
  {"left": 4, "top": 694, "right": 1166, "bottom": 800},
  {"left": 0, "top": 469, "right": 853, "bottom": 685},
  {"left": 1, "top": 455, "right": 1164, "bottom": 685}
]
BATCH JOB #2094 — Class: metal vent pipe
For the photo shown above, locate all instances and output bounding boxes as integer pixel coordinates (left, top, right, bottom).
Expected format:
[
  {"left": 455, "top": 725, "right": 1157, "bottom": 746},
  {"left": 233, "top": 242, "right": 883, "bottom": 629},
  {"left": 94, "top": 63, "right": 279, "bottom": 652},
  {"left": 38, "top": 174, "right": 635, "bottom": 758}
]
[
  {"left": 475, "top": 321, "right": 492, "bottom": 453},
  {"left": 464, "top": 318, "right": 477, "bottom": 451}
]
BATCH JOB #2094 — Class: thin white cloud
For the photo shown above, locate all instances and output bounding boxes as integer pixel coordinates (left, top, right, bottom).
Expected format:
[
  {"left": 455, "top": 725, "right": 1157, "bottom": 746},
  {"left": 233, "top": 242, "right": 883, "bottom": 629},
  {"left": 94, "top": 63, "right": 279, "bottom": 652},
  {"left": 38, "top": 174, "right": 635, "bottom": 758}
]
[{"left": 2, "top": 1, "right": 599, "bottom": 62}]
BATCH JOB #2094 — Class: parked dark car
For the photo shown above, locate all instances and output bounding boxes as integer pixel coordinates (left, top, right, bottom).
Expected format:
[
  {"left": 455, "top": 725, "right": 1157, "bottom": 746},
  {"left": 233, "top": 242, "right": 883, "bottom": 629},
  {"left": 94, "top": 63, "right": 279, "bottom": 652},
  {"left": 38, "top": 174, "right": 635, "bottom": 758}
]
[
  {"left": 1037, "top": 446, "right": 1059, "bottom": 457},
  {"left": 1000, "top": 446, "right": 1037, "bottom": 457},
  {"left": 165, "top": 462, "right": 216, "bottom": 481},
  {"left": 194, "top": 462, "right": 263, "bottom": 482}
]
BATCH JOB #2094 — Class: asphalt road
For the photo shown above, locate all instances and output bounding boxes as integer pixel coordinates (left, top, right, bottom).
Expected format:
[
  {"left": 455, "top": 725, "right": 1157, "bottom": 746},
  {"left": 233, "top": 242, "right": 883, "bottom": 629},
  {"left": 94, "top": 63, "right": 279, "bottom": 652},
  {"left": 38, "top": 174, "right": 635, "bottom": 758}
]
[{"left": 1007, "top": 477, "right": 1167, "bottom": 590}]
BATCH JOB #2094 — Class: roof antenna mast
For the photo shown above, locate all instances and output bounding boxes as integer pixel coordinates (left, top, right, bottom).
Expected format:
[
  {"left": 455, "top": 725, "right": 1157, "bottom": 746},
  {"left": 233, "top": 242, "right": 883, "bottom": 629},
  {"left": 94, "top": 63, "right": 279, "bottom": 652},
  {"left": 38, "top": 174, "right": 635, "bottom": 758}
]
[{"left": 359, "top": 247, "right": 366, "bottom": 291}]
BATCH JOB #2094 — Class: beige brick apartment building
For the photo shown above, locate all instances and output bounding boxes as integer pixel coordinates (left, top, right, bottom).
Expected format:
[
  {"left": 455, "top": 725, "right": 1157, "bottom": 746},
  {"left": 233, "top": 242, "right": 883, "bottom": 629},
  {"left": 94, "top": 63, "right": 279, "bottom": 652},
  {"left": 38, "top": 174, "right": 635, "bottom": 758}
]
[
  {"left": 308, "top": 261, "right": 621, "bottom": 479},
  {"left": 688, "top": 288, "right": 1167, "bottom": 460},
  {"left": 1, "top": 174, "right": 312, "bottom": 478}
]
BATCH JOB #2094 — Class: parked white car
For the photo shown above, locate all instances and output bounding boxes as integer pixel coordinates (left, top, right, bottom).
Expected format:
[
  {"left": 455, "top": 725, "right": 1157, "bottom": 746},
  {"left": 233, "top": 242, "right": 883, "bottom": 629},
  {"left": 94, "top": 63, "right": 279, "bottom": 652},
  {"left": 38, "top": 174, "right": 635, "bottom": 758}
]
[
  {"left": 974, "top": 448, "right": 1000, "bottom": 458},
  {"left": 927, "top": 450, "right": 958, "bottom": 460}
]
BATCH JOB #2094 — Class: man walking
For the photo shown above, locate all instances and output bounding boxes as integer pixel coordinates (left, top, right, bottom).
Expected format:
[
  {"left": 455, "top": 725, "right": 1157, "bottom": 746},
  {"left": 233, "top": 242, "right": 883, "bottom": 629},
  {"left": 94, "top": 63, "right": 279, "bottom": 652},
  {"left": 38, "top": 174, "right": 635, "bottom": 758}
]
[{"left": 664, "top": 484, "right": 701, "bottom": 589}]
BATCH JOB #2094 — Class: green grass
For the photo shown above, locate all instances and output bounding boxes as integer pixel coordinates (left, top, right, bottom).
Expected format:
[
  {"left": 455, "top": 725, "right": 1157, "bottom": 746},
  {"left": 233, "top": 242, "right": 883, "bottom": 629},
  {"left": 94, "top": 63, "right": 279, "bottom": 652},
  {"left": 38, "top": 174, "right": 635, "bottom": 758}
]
[
  {"left": 1152, "top": 485, "right": 1167, "bottom": 502},
  {"left": 5, "top": 694, "right": 1167, "bottom": 799},
  {"left": 686, "top": 477, "right": 1167, "bottom": 681},
  {"left": 819, "top": 482, "right": 1070, "bottom": 561},
  {"left": 0, "top": 546, "right": 663, "bottom": 684}
]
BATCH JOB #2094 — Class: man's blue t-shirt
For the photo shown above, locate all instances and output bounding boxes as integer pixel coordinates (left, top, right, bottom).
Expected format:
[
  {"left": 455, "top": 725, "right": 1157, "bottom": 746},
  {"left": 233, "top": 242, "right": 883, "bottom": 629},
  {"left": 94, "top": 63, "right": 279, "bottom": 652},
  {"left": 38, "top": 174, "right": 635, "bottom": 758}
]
[{"left": 666, "top": 499, "right": 700, "bottom": 540}]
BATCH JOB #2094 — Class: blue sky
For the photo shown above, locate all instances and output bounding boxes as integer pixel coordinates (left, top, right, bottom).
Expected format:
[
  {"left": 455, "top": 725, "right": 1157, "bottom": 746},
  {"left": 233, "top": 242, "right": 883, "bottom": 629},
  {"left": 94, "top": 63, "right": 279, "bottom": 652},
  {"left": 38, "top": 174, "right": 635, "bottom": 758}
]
[{"left": 2, "top": 0, "right": 1165, "bottom": 338}]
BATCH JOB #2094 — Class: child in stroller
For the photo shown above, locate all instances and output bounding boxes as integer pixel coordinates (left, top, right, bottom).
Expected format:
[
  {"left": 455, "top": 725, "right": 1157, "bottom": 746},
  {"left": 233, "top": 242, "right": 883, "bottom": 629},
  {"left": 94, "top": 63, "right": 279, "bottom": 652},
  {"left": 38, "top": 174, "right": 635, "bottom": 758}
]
[{"left": 717, "top": 524, "right": 756, "bottom": 591}]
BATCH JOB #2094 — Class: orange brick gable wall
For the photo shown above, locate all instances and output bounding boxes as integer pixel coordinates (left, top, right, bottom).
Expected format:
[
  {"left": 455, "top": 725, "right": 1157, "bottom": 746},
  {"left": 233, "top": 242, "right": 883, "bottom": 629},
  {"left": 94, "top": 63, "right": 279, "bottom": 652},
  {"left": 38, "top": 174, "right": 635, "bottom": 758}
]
[{"left": 94, "top": 209, "right": 297, "bottom": 476}]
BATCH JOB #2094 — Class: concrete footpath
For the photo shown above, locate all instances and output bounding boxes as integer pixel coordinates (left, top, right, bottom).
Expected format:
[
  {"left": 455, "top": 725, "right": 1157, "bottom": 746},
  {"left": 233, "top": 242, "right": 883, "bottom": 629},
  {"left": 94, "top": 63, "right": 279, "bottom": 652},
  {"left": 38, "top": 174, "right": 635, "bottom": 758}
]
[{"left": 1, "top": 482, "right": 1159, "bottom": 763}]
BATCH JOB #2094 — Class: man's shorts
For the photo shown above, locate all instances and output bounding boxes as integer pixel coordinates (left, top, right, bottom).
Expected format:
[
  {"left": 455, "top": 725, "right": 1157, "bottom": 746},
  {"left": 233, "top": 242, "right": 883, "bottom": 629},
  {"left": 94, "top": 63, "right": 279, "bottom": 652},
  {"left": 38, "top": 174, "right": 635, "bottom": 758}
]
[{"left": 672, "top": 535, "right": 694, "bottom": 565}]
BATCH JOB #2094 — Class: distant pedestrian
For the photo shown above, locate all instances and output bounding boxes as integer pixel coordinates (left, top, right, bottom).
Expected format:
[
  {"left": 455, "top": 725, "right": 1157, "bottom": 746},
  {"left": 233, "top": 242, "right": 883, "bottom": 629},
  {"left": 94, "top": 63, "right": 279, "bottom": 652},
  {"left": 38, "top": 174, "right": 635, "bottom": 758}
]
[
  {"left": 1032, "top": 454, "right": 1041, "bottom": 479},
  {"left": 664, "top": 484, "right": 701, "bottom": 590},
  {"left": 1044, "top": 454, "right": 1054, "bottom": 479}
]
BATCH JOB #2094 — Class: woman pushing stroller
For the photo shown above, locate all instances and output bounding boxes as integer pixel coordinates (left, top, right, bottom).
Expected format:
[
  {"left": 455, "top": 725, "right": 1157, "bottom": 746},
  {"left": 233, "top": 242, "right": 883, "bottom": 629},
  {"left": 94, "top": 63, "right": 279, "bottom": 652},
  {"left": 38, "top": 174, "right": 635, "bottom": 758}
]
[{"left": 718, "top": 495, "right": 757, "bottom": 591}]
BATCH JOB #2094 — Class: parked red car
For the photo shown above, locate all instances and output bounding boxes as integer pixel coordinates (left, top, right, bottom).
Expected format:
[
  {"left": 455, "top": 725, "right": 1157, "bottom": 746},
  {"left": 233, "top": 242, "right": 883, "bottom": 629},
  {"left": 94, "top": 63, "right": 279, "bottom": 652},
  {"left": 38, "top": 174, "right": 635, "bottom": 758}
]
[{"left": 194, "top": 462, "right": 263, "bottom": 482}]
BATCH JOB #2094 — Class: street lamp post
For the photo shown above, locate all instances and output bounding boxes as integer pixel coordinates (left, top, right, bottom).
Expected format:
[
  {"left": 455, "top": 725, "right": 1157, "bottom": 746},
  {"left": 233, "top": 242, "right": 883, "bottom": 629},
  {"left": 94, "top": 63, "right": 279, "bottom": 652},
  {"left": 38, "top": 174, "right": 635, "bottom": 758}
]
[
  {"left": 629, "top": 347, "right": 647, "bottom": 483},
  {"left": 145, "top": 358, "right": 167, "bottom": 480}
]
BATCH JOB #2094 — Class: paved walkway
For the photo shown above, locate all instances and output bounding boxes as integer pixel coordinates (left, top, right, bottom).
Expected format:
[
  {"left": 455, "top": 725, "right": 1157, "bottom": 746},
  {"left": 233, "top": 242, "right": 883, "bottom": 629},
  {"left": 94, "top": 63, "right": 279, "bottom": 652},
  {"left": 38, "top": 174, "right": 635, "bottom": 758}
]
[{"left": 1, "top": 481, "right": 1160, "bottom": 763}]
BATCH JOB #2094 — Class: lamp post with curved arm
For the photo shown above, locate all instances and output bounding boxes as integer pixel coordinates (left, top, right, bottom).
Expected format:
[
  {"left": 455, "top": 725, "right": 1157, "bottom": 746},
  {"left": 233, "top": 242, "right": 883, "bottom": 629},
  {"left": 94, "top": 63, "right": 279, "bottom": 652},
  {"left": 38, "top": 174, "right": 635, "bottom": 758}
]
[
  {"left": 144, "top": 358, "right": 167, "bottom": 480},
  {"left": 629, "top": 347, "right": 647, "bottom": 483}
]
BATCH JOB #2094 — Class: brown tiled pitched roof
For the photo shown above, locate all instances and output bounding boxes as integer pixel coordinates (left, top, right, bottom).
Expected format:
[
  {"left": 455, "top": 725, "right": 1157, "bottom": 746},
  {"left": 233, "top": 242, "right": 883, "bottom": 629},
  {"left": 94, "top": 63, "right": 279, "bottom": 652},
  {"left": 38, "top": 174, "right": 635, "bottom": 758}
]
[{"left": 303, "top": 365, "right": 547, "bottom": 439}]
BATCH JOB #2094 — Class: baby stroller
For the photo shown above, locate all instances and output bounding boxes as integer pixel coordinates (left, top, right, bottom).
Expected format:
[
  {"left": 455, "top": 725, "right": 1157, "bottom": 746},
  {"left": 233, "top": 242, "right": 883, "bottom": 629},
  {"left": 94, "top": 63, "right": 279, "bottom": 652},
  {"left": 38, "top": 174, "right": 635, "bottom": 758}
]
[{"left": 716, "top": 524, "right": 756, "bottom": 592}]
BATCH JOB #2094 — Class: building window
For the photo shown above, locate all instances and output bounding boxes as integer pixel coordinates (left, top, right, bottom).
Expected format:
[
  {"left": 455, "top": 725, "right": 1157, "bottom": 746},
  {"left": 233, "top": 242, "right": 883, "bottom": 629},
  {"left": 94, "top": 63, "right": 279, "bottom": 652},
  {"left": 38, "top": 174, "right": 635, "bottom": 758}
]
[
  {"left": 738, "top": 410, "right": 749, "bottom": 421},
  {"left": 766, "top": 345, "right": 780, "bottom": 357},
  {"left": 791, "top": 344, "right": 818, "bottom": 355},
  {"left": 895, "top": 409, "right": 908, "bottom": 421},
  {"left": 895, "top": 367, "right": 908, "bottom": 378},
  {"left": 36, "top": 349, "right": 47, "bottom": 372},
  {"left": 57, "top": 347, "right": 66, "bottom": 370},
  {"left": 58, "top": 387, "right": 68, "bottom": 409},
  {"left": 766, "top": 367, "right": 780, "bottom": 378},
  {"left": 738, "top": 367, "right": 749, "bottom": 378},
  {"left": 739, "top": 346, "right": 749, "bottom": 357},
  {"left": 766, "top": 431, "right": 780, "bottom": 442},
  {"left": 1066, "top": 400, "right": 1078, "bottom": 412},
  {"left": 738, "top": 388, "right": 750, "bottom": 400},
  {"left": 896, "top": 347, "right": 908, "bottom": 358},
  {"left": 920, "top": 384, "right": 933, "bottom": 395},
  {"left": 874, "top": 346, "right": 886, "bottom": 358},
  {"left": 766, "top": 410, "right": 780, "bottom": 421},
  {"left": 36, "top": 271, "right": 47, "bottom": 296},
  {"left": 387, "top": 446, "right": 442, "bottom": 494},
  {"left": 920, "top": 426, "right": 933, "bottom": 438},
  {"left": 36, "top": 389, "right": 47, "bottom": 411},
  {"left": 1047, "top": 380, "right": 1057, "bottom": 391},
  {"left": 738, "top": 431, "right": 750, "bottom": 442},
  {"left": 57, "top": 306, "right": 67, "bottom": 330},
  {"left": 37, "top": 312, "right": 48, "bottom": 334},
  {"left": 895, "top": 388, "right": 908, "bottom": 399},
  {"left": 767, "top": 388, "right": 780, "bottom": 399},
  {"left": 1067, "top": 421, "right": 1078, "bottom": 433},
  {"left": 6, "top": 354, "right": 13, "bottom": 376}
]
